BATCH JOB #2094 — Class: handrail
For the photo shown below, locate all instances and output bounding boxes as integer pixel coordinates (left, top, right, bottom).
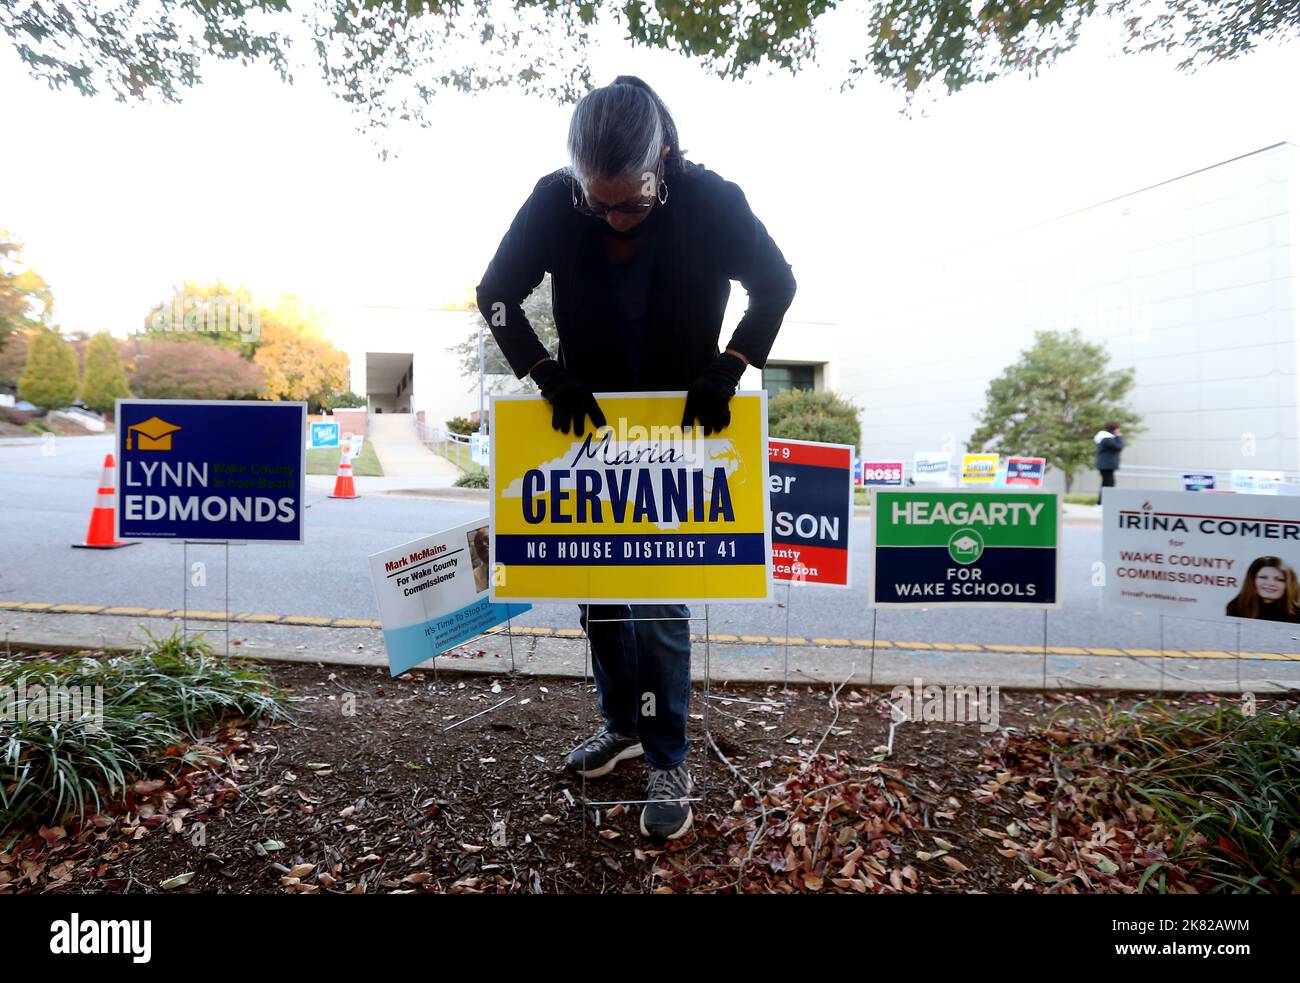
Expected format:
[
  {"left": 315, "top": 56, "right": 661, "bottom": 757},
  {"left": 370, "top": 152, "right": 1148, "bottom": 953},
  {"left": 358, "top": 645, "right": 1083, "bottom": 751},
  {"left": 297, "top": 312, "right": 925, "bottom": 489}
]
[
  {"left": 412, "top": 417, "right": 482, "bottom": 472},
  {"left": 1109, "top": 464, "right": 1300, "bottom": 490}
]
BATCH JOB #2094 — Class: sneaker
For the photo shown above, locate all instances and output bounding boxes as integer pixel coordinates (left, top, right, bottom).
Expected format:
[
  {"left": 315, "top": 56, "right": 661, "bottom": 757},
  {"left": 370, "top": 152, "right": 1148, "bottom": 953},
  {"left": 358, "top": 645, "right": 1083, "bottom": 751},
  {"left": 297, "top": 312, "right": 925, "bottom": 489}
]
[
  {"left": 640, "top": 763, "right": 694, "bottom": 840},
  {"left": 564, "top": 728, "right": 643, "bottom": 778}
]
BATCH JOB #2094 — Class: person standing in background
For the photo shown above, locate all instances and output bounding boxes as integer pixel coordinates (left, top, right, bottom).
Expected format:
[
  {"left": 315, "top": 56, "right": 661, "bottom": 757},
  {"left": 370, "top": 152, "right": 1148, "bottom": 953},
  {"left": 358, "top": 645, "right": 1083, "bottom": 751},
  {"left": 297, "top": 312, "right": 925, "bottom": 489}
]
[{"left": 1094, "top": 422, "right": 1123, "bottom": 502}]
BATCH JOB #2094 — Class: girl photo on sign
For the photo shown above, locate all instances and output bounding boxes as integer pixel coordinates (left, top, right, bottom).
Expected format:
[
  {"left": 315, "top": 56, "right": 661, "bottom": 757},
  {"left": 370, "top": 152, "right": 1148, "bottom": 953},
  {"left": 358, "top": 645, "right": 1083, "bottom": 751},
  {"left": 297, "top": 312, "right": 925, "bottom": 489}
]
[{"left": 1226, "top": 556, "right": 1300, "bottom": 623}]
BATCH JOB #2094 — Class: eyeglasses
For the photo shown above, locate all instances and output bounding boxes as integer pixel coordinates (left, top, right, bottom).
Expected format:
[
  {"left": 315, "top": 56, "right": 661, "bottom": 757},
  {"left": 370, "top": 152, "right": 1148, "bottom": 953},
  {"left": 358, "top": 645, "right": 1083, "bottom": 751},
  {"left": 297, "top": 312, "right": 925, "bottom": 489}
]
[{"left": 571, "top": 163, "right": 662, "bottom": 218}]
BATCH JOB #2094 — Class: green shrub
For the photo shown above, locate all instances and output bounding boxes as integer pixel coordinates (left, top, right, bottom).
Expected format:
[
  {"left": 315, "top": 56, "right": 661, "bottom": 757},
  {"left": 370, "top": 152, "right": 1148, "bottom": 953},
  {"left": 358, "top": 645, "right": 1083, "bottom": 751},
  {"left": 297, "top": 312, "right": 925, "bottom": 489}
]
[
  {"left": 80, "top": 331, "right": 131, "bottom": 414},
  {"left": 1042, "top": 701, "right": 1299, "bottom": 893},
  {"left": 0, "top": 628, "right": 289, "bottom": 837},
  {"left": 326, "top": 390, "right": 366, "bottom": 409},
  {"left": 454, "top": 470, "right": 490, "bottom": 489},
  {"left": 768, "top": 389, "right": 861, "bottom": 449},
  {"left": 445, "top": 415, "right": 474, "bottom": 435},
  {"left": 17, "top": 328, "right": 78, "bottom": 411}
]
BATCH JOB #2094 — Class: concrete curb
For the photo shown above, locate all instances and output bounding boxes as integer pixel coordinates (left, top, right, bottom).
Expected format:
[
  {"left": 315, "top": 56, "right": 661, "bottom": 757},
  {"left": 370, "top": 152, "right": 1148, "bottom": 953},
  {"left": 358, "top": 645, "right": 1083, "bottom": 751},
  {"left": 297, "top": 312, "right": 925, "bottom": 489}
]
[
  {"left": 3, "top": 610, "right": 1296, "bottom": 694},
  {"left": 6, "top": 602, "right": 1294, "bottom": 660}
]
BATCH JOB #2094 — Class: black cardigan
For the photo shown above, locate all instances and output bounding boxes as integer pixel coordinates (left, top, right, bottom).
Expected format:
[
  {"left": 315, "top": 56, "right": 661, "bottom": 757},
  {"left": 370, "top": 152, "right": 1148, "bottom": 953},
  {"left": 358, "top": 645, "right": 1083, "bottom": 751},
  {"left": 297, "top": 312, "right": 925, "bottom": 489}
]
[{"left": 475, "top": 163, "right": 797, "bottom": 392}]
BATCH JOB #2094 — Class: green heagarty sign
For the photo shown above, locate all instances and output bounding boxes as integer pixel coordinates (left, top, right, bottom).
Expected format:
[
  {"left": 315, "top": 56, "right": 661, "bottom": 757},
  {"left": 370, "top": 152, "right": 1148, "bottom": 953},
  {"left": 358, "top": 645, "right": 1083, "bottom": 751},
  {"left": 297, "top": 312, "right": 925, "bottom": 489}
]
[{"left": 871, "top": 490, "right": 1060, "bottom": 607}]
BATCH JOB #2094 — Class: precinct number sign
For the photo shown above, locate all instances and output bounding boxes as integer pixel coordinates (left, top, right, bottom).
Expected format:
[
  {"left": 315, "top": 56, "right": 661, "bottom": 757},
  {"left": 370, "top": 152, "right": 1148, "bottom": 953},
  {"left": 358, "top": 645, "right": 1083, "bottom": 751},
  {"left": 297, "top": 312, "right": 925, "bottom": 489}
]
[
  {"left": 769, "top": 438, "right": 854, "bottom": 587},
  {"left": 489, "top": 392, "right": 772, "bottom": 604},
  {"left": 116, "top": 399, "right": 306, "bottom": 543},
  {"left": 871, "top": 489, "right": 1060, "bottom": 607}
]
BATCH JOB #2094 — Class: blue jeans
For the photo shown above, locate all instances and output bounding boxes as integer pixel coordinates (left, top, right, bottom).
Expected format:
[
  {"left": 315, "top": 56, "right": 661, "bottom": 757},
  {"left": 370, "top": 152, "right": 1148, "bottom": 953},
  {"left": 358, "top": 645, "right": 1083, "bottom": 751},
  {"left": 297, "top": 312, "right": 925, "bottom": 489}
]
[{"left": 579, "top": 604, "right": 692, "bottom": 770}]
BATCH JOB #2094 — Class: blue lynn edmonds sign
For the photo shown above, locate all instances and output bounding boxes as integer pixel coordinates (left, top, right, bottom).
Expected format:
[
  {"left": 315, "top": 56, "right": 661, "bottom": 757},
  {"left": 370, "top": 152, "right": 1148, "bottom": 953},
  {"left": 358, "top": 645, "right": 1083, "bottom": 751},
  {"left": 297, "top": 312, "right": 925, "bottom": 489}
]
[
  {"left": 870, "top": 489, "right": 1061, "bottom": 607},
  {"left": 116, "top": 399, "right": 307, "bottom": 542}
]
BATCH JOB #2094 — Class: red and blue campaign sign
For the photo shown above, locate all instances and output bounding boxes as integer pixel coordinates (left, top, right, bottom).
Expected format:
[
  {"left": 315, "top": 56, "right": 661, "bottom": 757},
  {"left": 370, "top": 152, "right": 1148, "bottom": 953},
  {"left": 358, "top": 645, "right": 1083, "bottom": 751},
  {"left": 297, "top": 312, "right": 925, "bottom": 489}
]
[
  {"left": 860, "top": 459, "right": 905, "bottom": 487},
  {"left": 769, "top": 438, "right": 855, "bottom": 588},
  {"left": 1004, "top": 456, "right": 1046, "bottom": 486},
  {"left": 116, "top": 399, "right": 307, "bottom": 543}
]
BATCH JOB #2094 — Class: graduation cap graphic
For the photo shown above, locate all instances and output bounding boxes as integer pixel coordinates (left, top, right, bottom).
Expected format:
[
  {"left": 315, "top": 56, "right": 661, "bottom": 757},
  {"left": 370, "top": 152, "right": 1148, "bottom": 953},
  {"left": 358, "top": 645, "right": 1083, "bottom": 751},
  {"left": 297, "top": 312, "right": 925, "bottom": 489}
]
[
  {"left": 126, "top": 416, "right": 182, "bottom": 451},
  {"left": 946, "top": 528, "right": 985, "bottom": 564}
]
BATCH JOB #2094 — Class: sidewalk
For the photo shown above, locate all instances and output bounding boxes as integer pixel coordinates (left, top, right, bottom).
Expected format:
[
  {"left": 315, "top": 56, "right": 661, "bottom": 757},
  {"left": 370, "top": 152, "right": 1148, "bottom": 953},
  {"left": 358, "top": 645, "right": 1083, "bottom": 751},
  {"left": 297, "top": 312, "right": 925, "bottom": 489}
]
[
  {"left": 305, "top": 473, "right": 464, "bottom": 495},
  {"left": 4, "top": 609, "right": 1296, "bottom": 693},
  {"left": 367, "top": 413, "right": 462, "bottom": 481}
]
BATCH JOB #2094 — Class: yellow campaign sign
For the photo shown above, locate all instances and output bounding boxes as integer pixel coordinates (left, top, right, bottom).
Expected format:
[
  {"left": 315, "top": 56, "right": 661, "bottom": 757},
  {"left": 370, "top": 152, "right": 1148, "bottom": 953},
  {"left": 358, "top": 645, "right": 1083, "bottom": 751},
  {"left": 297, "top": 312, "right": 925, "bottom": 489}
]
[
  {"left": 489, "top": 392, "right": 772, "bottom": 604},
  {"left": 961, "top": 453, "right": 1000, "bottom": 485}
]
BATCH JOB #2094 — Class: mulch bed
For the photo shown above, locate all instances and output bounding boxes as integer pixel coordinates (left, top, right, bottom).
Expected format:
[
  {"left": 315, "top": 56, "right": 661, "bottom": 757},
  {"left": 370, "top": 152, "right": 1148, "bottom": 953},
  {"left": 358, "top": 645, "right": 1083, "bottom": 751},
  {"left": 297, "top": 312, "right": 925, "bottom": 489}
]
[{"left": 0, "top": 659, "right": 1276, "bottom": 894}]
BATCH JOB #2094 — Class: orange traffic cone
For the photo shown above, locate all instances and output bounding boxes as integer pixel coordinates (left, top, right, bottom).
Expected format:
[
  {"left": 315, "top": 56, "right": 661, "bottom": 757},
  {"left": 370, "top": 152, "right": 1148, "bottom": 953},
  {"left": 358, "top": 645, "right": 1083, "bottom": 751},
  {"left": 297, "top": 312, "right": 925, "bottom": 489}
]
[
  {"left": 72, "top": 453, "right": 136, "bottom": 549},
  {"left": 329, "top": 448, "right": 360, "bottom": 499}
]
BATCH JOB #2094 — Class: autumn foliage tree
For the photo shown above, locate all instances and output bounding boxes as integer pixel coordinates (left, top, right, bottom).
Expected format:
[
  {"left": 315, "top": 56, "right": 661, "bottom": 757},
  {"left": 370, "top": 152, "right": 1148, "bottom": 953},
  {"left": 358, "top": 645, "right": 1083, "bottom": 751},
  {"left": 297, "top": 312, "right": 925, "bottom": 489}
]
[
  {"left": 0, "top": 329, "right": 28, "bottom": 393},
  {"left": 252, "top": 296, "right": 349, "bottom": 409},
  {"left": 0, "top": 232, "right": 52, "bottom": 351},
  {"left": 135, "top": 286, "right": 349, "bottom": 406},
  {"left": 132, "top": 338, "right": 266, "bottom": 401},
  {"left": 143, "top": 280, "right": 258, "bottom": 355}
]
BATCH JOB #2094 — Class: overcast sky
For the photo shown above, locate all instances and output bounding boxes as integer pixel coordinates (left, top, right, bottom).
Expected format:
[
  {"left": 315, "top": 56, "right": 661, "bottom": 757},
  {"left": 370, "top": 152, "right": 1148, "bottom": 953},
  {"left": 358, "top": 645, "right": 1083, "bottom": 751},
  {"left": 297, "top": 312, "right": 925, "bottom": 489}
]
[{"left": 2, "top": 12, "right": 1297, "bottom": 338}]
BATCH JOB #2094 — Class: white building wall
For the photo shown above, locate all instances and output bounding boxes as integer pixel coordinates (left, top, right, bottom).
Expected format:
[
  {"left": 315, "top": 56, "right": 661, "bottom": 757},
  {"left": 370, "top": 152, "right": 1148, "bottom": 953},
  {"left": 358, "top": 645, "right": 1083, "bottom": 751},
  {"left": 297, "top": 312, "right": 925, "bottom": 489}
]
[
  {"left": 836, "top": 142, "right": 1298, "bottom": 486},
  {"left": 330, "top": 306, "right": 498, "bottom": 428},
  {"left": 744, "top": 317, "right": 841, "bottom": 393}
]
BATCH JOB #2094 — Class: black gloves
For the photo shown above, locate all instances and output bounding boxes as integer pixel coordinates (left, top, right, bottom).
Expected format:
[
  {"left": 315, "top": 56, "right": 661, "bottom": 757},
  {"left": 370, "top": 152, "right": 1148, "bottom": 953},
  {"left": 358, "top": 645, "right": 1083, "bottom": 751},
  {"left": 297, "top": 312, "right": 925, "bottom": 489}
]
[
  {"left": 682, "top": 352, "right": 746, "bottom": 435},
  {"left": 531, "top": 360, "right": 607, "bottom": 436}
]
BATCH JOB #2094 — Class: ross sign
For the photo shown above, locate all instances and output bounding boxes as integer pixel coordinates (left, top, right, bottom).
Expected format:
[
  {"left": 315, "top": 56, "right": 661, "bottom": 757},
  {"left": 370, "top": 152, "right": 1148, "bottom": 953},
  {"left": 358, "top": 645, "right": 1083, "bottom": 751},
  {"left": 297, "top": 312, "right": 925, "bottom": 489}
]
[
  {"left": 769, "top": 438, "right": 854, "bottom": 588},
  {"left": 368, "top": 520, "right": 531, "bottom": 677},
  {"left": 1102, "top": 490, "right": 1300, "bottom": 624},
  {"left": 960, "top": 453, "right": 1000, "bottom": 486},
  {"left": 1005, "top": 456, "right": 1046, "bottom": 487},
  {"left": 913, "top": 453, "right": 952, "bottom": 486},
  {"left": 1231, "top": 469, "right": 1283, "bottom": 495},
  {"left": 489, "top": 392, "right": 772, "bottom": 604},
  {"left": 310, "top": 421, "right": 340, "bottom": 448},
  {"left": 1182, "top": 472, "right": 1216, "bottom": 492},
  {"left": 860, "top": 459, "right": 905, "bottom": 487},
  {"left": 116, "top": 399, "right": 305, "bottom": 543},
  {"left": 870, "top": 489, "right": 1060, "bottom": 607}
]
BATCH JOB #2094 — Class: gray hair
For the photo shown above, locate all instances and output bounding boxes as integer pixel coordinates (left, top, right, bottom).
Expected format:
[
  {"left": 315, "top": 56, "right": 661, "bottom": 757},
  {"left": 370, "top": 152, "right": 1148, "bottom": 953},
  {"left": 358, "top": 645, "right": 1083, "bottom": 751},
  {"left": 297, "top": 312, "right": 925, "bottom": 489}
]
[{"left": 567, "top": 76, "right": 680, "bottom": 187}]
